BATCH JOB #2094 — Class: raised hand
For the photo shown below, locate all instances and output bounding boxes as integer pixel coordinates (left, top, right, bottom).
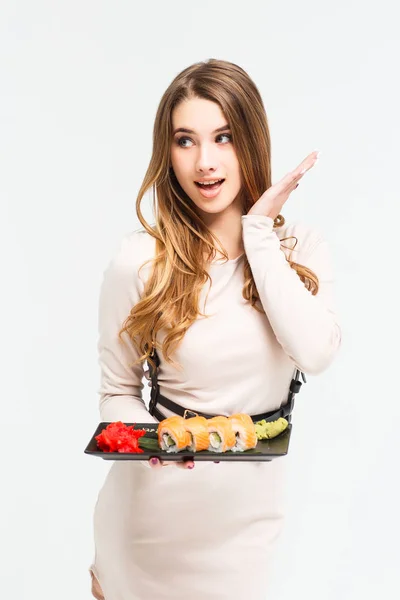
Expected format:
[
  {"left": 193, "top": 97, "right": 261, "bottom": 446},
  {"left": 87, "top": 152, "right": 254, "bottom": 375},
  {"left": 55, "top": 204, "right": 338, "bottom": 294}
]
[{"left": 247, "top": 150, "right": 320, "bottom": 220}]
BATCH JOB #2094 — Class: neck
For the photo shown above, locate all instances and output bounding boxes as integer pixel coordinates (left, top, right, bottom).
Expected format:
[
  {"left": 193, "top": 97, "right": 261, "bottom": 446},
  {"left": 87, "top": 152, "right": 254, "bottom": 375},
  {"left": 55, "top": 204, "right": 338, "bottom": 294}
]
[{"left": 199, "top": 198, "right": 244, "bottom": 260}]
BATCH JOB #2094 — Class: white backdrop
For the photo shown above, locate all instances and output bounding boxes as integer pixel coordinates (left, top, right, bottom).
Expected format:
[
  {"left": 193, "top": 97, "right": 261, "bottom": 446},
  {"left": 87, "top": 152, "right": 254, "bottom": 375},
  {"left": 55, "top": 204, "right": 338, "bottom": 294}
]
[{"left": 1, "top": 1, "right": 399, "bottom": 599}]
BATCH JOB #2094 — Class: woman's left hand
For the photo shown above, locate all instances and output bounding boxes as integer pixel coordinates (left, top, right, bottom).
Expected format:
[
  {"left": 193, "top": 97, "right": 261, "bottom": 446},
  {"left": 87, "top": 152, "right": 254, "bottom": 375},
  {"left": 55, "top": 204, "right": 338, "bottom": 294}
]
[{"left": 247, "top": 150, "right": 320, "bottom": 220}]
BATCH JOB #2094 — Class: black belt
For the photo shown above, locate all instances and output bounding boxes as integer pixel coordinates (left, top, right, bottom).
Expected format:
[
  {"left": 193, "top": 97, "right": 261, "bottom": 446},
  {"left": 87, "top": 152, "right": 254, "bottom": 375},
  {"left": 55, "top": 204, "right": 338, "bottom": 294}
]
[
  {"left": 145, "top": 344, "right": 307, "bottom": 424},
  {"left": 150, "top": 391, "right": 300, "bottom": 423}
]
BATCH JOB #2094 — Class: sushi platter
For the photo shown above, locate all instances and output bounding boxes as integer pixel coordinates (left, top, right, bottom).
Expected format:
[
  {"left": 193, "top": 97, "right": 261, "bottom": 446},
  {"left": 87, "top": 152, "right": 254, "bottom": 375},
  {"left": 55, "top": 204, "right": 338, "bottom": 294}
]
[{"left": 84, "top": 415, "right": 292, "bottom": 462}]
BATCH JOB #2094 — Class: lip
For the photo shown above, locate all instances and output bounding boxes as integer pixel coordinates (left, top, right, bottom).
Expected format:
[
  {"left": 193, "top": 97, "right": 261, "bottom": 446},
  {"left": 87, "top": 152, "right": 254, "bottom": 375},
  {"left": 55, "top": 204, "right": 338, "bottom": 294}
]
[
  {"left": 195, "top": 179, "right": 225, "bottom": 199},
  {"left": 195, "top": 178, "right": 225, "bottom": 183}
]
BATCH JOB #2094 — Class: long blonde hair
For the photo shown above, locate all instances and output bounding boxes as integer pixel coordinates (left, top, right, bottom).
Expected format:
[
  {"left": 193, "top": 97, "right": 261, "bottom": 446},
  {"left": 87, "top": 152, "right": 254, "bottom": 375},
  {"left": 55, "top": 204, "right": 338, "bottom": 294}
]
[{"left": 119, "top": 59, "right": 318, "bottom": 371}]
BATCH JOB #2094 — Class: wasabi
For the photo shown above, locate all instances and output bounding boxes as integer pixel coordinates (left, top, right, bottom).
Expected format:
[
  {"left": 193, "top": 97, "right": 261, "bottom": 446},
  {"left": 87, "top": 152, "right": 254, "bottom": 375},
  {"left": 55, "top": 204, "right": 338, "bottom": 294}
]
[{"left": 254, "top": 418, "right": 289, "bottom": 440}]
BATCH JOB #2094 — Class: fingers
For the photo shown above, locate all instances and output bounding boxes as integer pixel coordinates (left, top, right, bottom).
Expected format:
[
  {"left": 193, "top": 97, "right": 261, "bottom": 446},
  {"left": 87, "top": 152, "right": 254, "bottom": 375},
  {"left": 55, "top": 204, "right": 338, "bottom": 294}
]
[
  {"left": 288, "top": 180, "right": 300, "bottom": 194},
  {"left": 284, "top": 150, "right": 321, "bottom": 194},
  {"left": 148, "top": 457, "right": 164, "bottom": 469},
  {"left": 175, "top": 459, "right": 195, "bottom": 469},
  {"left": 277, "top": 150, "right": 319, "bottom": 193},
  {"left": 148, "top": 457, "right": 195, "bottom": 469},
  {"left": 296, "top": 149, "right": 320, "bottom": 179}
]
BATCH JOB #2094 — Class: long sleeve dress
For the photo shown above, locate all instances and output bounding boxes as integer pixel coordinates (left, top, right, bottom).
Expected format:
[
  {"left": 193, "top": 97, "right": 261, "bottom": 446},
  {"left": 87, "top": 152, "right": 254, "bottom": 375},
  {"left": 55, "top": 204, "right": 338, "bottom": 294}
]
[{"left": 89, "top": 214, "right": 341, "bottom": 600}]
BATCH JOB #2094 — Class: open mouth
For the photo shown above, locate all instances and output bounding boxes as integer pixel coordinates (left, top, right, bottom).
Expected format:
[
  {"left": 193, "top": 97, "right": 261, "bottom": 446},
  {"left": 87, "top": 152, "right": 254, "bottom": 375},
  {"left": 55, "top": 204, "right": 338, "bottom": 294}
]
[{"left": 194, "top": 178, "right": 225, "bottom": 190}]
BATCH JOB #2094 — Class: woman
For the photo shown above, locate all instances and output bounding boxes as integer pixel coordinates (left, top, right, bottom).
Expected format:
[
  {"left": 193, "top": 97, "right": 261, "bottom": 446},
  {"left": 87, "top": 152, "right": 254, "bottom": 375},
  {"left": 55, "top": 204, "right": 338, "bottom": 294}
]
[{"left": 89, "top": 58, "right": 341, "bottom": 599}]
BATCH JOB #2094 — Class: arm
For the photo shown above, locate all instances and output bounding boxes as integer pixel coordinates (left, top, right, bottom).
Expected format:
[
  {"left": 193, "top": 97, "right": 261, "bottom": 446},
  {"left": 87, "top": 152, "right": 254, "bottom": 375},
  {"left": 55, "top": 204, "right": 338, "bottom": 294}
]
[
  {"left": 97, "top": 234, "right": 157, "bottom": 424},
  {"left": 241, "top": 214, "right": 342, "bottom": 375}
]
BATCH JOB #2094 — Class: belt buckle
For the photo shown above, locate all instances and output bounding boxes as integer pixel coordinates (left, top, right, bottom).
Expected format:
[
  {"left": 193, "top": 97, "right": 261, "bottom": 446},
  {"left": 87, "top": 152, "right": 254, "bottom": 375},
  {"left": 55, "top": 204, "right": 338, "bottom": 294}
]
[{"left": 183, "top": 409, "right": 198, "bottom": 419}]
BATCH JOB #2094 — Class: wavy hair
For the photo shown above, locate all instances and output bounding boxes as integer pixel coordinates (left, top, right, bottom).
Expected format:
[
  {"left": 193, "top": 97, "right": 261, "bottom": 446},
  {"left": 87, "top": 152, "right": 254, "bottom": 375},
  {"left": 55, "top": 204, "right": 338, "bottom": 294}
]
[{"left": 119, "top": 58, "right": 319, "bottom": 371}]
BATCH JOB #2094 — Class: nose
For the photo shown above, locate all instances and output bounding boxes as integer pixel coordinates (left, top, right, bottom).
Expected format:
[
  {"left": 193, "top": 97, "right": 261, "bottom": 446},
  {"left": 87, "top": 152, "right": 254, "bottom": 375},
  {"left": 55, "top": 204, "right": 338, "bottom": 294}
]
[{"left": 195, "top": 143, "right": 219, "bottom": 174}]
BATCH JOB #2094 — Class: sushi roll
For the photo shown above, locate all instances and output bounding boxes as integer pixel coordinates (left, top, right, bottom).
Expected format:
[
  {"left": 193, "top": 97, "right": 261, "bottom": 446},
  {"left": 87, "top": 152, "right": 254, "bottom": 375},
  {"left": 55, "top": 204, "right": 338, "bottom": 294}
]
[
  {"left": 228, "top": 413, "right": 258, "bottom": 452},
  {"left": 207, "top": 416, "right": 236, "bottom": 453},
  {"left": 183, "top": 416, "right": 210, "bottom": 452},
  {"left": 158, "top": 416, "right": 191, "bottom": 453}
]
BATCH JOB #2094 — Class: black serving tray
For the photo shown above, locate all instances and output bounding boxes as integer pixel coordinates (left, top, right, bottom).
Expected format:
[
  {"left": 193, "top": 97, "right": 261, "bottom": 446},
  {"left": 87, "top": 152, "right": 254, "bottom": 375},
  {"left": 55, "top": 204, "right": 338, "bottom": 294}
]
[{"left": 84, "top": 422, "right": 292, "bottom": 462}]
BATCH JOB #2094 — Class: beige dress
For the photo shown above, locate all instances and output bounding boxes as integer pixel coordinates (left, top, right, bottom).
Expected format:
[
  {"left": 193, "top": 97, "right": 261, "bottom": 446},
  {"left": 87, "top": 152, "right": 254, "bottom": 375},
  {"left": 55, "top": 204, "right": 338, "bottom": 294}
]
[{"left": 89, "top": 215, "right": 341, "bottom": 599}]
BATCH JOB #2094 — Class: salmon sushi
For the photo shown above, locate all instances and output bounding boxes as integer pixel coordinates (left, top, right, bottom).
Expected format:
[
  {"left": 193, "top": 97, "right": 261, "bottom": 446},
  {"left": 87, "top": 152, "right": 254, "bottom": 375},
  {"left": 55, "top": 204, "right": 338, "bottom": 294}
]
[
  {"left": 183, "top": 416, "right": 210, "bottom": 452},
  {"left": 207, "top": 416, "right": 236, "bottom": 453},
  {"left": 158, "top": 416, "right": 191, "bottom": 453},
  {"left": 228, "top": 413, "right": 258, "bottom": 452}
]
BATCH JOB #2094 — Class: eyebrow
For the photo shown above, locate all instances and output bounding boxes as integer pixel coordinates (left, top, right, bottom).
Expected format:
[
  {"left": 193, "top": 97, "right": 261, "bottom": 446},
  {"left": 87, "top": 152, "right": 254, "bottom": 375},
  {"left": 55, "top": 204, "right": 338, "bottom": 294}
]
[{"left": 172, "top": 124, "right": 231, "bottom": 135}]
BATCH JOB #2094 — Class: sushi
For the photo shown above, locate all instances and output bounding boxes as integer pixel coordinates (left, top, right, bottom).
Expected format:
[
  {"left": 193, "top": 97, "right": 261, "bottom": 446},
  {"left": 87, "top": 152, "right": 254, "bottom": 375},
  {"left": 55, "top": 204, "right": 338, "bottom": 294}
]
[
  {"left": 156, "top": 413, "right": 259, "bottom": 454},
  {"left": 228, "top": 413, "right": 258, "bottom": 452},
  {"left": 157, "top": 416, "right": 191, "bottom": 453},
  {"left": 207, "top": 416, "right": 236, "bottom": 453},
  {"left": 183, "top": 416, "right": 210, "bottom": 452}
]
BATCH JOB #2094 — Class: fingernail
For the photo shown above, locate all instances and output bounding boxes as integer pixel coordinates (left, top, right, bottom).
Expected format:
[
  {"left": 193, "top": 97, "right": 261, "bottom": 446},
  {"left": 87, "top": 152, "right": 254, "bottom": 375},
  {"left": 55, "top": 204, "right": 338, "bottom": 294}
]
[
  {"left": 150, "top": 457, "right": 159, "bottom": 465},
  {"left": 187, "top": 464, "right": 194, "bottom": 469}
]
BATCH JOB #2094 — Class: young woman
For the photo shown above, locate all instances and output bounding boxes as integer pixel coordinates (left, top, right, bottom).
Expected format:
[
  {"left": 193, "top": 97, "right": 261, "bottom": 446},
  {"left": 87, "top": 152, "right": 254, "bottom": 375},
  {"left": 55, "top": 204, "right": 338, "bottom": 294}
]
[{"left": 89, "top": 58, "right": 341, "bottom": 599}]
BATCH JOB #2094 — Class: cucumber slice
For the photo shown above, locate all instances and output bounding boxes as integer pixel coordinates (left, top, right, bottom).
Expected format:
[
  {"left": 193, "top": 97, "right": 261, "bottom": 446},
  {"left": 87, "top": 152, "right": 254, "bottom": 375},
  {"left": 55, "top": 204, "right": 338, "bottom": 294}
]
[
  {"left": 209, "top": 432, "right": 222, "bottom": 448},
  {"left": 162, "top": 433, "right": 175, "bottom": 447}
]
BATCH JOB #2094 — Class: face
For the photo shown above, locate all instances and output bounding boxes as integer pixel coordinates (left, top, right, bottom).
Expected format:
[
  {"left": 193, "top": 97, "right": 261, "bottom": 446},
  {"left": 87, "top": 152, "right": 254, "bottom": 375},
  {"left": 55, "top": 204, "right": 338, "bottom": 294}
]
[{"left": 170, "top": 97, "right": 243, "bottom": 221}]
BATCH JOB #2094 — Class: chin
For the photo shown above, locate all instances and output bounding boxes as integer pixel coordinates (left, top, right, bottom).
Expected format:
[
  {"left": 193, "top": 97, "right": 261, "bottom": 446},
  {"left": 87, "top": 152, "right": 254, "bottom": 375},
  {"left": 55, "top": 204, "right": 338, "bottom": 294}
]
[
  {"left": 196, "top": 202, "right": 235, "bottom": 214},
  {"left": 193, "top": 190, "right": 243, "bottom": 215}
]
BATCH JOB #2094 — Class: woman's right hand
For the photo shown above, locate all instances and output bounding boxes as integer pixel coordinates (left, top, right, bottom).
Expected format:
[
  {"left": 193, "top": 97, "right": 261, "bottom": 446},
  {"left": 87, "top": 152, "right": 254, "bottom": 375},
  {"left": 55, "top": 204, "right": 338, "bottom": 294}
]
[{"left": 148, "top": 457, "right": 195, "bottom": 469}]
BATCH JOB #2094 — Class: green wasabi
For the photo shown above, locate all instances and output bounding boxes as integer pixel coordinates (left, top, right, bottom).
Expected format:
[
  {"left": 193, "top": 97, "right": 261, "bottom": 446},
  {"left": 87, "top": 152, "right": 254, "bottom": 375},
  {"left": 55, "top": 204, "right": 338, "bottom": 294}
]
[{"left": 254, "top": 418, "right": 288, "bottom": 440}]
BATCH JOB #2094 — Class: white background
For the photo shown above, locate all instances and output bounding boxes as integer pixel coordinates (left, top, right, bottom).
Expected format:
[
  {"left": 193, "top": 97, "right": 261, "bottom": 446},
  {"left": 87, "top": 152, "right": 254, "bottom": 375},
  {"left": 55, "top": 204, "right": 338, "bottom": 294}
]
[{"left": 1, "top": 1, "right": 399, "bottom": 599}]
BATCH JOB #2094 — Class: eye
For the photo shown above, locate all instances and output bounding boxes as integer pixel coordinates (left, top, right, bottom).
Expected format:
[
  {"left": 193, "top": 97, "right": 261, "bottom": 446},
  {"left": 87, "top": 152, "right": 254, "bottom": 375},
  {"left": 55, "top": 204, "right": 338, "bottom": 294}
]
[
  {"left": 175, "top": 133, "right": 232, "bottom": 148},
  {"left": 176, "top": 136, "right": 193, "bottom": 148},
  {"left": 217, "top": 133, "right": 232, "bottom": 144}
]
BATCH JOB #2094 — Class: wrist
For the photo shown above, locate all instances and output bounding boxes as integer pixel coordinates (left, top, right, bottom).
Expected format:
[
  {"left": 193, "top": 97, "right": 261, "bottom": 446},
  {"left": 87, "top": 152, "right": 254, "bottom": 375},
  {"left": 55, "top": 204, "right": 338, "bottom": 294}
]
[
  {"left": 247, "top": 206, "right": 276, "bottom": 219},
  {"left": 246, "top": 209, "right": 275, "bottom": 219}
]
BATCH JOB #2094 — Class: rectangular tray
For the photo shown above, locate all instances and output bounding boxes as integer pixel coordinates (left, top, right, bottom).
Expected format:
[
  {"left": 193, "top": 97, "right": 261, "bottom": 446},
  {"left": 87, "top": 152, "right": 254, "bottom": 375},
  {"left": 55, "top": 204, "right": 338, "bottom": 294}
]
[{"left": 84, "top": 422, "right": 292, "bottom": 462}]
